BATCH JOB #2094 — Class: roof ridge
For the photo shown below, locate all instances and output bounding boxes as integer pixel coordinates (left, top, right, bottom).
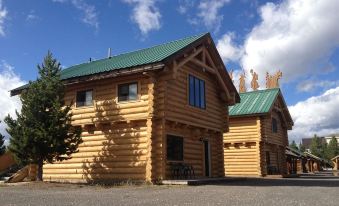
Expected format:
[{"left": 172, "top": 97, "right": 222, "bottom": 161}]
[
  {"left": 240, "top": 88, "right": 280, "bottom": 95},
  {"left": 61, "top": 32, "right": 208, "bottom": 73}
]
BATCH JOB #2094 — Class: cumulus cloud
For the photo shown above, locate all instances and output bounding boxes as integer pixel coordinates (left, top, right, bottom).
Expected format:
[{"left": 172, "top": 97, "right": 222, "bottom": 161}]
[
  {"left": 288, "top": 86, "right": 339, "bottom": 142},
  {"left": 177, "top": 0, "right": 230, "bottom": 33},
  {"left": 217, "top": 0, "right": 339, "bottom": 87},
  {"left": 123, "top": 0, "right": 161, "bottom": 35},
  {"left": 0, "top": 0, "right": 8, "bottom": 36},
  {"left": 217, "top": 32, "right": 243, "bottom": 64},
  {"left": 177, "top": 0, "right": 194, "bottom": 14},
  {"left": 0, "top": 61, "right": 26, "bottom": 144},
  {"left": 297, "top": 79, "right": 339, "bottom": 92},
  {"left": 197, "top": 0, "right": 230, "bottom": 32},
  {"left": 52, "top": 0, "right": 99, "bottom": 30}
]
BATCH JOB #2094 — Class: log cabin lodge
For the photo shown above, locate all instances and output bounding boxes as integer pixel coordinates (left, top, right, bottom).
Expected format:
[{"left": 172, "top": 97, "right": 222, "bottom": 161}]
[
  {"left": 223, "top": 88, "right": 294, "bottom": 177},
  {"left": 11, "top": 33, "right": 240, "bottom": 183}
]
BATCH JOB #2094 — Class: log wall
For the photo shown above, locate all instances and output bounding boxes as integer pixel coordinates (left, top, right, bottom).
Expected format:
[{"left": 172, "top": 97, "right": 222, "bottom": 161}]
[
  {"left": 260, "top": 111, "right": 288, "bottom": 175},
  {"left": 44, "top": 74, "right": 153, "bottom": 182},
  {"left": 164, "top": 122, "right": 224, "bottom": 179},
  {"left": 165, "top": 64, "right": 226, "bottom": 132},
  {"left": 224, "top": 110, "right": 289, "bottom": 177},
  {"left": 223, "top": 117, "right": 262, "bottom": 176}
]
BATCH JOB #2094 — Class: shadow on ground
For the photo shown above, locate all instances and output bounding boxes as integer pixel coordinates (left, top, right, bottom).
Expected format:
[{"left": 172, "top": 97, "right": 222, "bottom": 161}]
[{"left": 211, "top": 173, "right": 339, "bottom": 188}]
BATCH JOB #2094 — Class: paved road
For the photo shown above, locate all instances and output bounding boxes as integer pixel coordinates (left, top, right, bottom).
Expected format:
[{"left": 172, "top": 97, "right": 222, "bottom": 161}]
[{"left": 1, "top": 173, "right": 338, "bottom": 206}]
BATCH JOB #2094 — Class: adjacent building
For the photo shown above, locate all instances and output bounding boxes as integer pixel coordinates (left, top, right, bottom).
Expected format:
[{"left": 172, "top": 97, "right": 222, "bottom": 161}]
[{"left": 223, "top": 89, "right": 294, "bottom": 177}]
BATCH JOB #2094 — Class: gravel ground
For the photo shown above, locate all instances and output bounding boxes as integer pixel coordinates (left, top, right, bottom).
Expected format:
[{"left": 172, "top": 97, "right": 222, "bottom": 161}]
[{"left": 1, "top": 173, "right": 338, "bottom": 206}]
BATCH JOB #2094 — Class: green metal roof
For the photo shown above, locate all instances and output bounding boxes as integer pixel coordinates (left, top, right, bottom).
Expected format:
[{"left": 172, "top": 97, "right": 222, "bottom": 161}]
[
  {"left": 11, "top": 33, "right": 207, "bottom": 95},
  {"left": 229, "top": 88, "right": 280, "bottom": 116},
  {"left": 61, "top": 33, "right": 206, "bottom": 79}
]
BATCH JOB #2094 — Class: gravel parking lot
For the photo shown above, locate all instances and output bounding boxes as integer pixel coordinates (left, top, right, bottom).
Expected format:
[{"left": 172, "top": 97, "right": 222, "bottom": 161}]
[{"left": 1, "top": 173, "right": 338, "bottom": 206}]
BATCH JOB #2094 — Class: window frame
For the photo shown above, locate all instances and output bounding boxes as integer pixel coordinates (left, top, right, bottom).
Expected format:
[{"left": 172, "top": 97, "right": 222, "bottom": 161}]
[
  {"left": 272, "top": 118, "right": 278, "bottom": 133},
  {"left": 166, "top": 134, "right": 184, "bottom": 162},
  {"left": 117, "top": 82, "right": 139, "bottom": 102},
  {"left": 188, "top": 74, "right": 206, "bottom": 109},
  {"left": 76, "top": 89, "right": 93, "bottom": 108}
]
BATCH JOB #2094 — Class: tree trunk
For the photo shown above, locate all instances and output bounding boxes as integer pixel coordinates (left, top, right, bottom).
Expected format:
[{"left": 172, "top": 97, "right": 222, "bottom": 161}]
[{"left": 37, "top": 159, "right": 43, "bottom": 181}]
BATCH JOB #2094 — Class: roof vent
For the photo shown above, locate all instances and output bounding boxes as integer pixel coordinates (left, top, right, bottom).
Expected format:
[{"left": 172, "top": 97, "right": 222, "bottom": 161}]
[{"left": 108, "top": 48, "right": 112, "bottom": 59}]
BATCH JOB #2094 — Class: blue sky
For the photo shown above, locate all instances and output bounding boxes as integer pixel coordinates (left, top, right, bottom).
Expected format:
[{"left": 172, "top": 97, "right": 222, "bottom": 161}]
[{"left": 0, "top": 0, "right": 339, "bottom": 143}]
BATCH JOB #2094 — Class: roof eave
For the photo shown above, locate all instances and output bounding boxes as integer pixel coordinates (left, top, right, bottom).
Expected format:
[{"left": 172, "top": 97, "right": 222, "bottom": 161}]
[
  {"left": 229, "top": 112, "right": 268, "bottom": 118},
  {"left": 10, "top": 63, "right": 165, "bottom": 96}
]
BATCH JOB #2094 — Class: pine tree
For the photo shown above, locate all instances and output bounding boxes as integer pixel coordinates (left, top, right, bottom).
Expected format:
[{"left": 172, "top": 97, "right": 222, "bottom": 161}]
[
  {"left": 5, "top": 52, "right": 82, "bottom": 181},
  {"left": 327, "top": 136, "right": 339, "bottom": 159},
  {"left": 299, "top": 143, "right": 306, "bottom": 153},
  {"left": 0, "top": 131, "right": 5, "bottom": 155},
  {"left": 289, "top": 140, "right": 299, "bottom": 151},
  {"left": 310, "top": 134, "right": 324, "bottom": 158}
]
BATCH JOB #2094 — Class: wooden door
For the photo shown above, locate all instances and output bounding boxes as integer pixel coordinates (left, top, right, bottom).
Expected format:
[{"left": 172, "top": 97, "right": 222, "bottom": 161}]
[{"left": 204, "top": 140, "right": 211, "bottom": 177}]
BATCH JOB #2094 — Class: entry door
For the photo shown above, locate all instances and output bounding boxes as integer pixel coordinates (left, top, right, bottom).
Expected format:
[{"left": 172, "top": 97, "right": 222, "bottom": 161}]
[{"left": 204, "top": 140, "right": 211, "bottom": 177}]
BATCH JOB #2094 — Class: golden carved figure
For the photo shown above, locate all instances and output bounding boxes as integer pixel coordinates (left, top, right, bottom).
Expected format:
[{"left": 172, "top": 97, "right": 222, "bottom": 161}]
[
  {"left": 266, "top": 70, "right": 282, "bottom": 88},
  {"left": 239, "top": 71, "right": 246, "bottom": 93},
  {"left": 250, "top": 69, "right": 259, "bottom": 91}
]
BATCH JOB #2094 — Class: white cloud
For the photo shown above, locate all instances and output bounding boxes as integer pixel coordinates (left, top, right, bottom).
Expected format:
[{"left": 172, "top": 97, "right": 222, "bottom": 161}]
[
  {"left": 0, "top": 61, "right": 26, "bottom": 144},
  {"left": 123, "top": 0, "right": 161, "bottom": 35},
  {"left": 216, "top": 32, "right": 243, "bottom": 64},
  {"left": 288, "top": 86, "right": 339, "bottom": 143},
  {"left": 297, "top": 79, "right": 339, "bottom": 92},
  {"left": 217, "top": 0, "right": 339, "bottom": 87},
  {"left": 177, "top": 0, "right": 194, "bottom": 14},
  {"left": 52, "top": 0, "right": 99, "bottom": 30},
  {"left": 0, "top": 0, "right": 8, "bottom": 36},
  {"left": 26, "top": 10, "right": 39, "bottom": 22},
  {"left": 197, "top": 0, "right": 230, "bottom": 32}
]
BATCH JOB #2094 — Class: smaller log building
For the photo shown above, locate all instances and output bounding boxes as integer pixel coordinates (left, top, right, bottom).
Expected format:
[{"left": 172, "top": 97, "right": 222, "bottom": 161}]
[
  {"left": 223, "top": 88, "right": 294, "bottom": 177},
  {"left": 285, "top": 146, "right": 306, "bottom": 175}
]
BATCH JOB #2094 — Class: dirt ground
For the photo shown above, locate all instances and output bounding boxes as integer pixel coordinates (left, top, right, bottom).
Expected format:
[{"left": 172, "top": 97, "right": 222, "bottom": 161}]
[{"left": 1, "top": 172, "right": 338, "bottom": 206}]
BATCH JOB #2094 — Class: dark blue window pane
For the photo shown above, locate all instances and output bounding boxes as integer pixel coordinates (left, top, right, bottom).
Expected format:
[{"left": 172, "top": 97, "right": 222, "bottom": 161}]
[
  {"left": 189, "top": 75, "right": 195, "bottom": 106},
  {"left": 188, "top": 75, "right": 206, "bottom": 109},
  {"left": 200, "top": 80, "right": 205, "bottom": 108},
  {"left": 195, "top": 77, "right": 200, "bottom": 107}
]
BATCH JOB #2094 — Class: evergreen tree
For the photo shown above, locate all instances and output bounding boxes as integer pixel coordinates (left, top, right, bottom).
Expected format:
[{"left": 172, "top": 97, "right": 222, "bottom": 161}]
[
  {"left": 0, "top": 131, "right": 5, "bottom": 155},
  {"left": 289, "top": 140, "right": 299, "bottom": 151},
  {"left": 310, "top": 134, "right": 324, "bottom": 158},
  {"left": 299, "top": 143, "right": 306, "bottom": 153},
  {"left": 327, "top": 136, "right": 339, "bottom": 159},
  {"left": 5, "top": 52, "right": 82, "bottom": 181}
]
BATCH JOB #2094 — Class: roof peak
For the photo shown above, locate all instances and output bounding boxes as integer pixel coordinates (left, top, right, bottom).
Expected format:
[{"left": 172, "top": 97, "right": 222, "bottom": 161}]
[
  {"left": 240, "top": 88, "right": 280, "bottom": 95},
  {"left": 61, "top": 32, "right": 209, "bottom": 73}
]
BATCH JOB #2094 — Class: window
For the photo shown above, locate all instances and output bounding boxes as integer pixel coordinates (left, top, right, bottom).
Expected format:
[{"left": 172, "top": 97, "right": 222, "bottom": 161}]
[
  {"left": 76, "top": 90, "right": 93, "bottom": 107},
  {"left": 118, "top": 82, "right": 138, "bottom": 102},
  {"left": 188, "top": 75, "right": 205, "bottom": 109},
  {"left": 272, "top": 118, "right": 278, "bottom": 133},
  {"left": 166, "top": 135, "right": 183, "bottom": 161},
  {"left": 266, "top": 151, "right": 270, "bottom": 165}
]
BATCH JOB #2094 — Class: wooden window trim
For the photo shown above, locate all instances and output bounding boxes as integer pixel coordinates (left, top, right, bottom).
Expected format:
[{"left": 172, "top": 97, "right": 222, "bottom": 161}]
[
  {"left": 116, "top": 81, "right": 141, "bottom": 104},
  {"left": 75, "top": 89, "right": 94, "bottom": 108}
]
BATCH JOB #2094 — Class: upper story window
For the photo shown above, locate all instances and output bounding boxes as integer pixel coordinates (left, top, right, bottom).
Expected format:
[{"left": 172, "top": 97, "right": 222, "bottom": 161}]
[
  {"left": 118, "top": 82, "right": 138, "bottom": 102},
  {"left": 188, "top": 75, "right": 205, "bottom": 109},
  {"left": 272, "top": 118, "right": 278, "bottom": 133},
  {"left": 167, "top": 135, "right": 183, "bottom": 161},
  {"left": 76, "top": 90, "right": 93, "bottom": 107}
]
